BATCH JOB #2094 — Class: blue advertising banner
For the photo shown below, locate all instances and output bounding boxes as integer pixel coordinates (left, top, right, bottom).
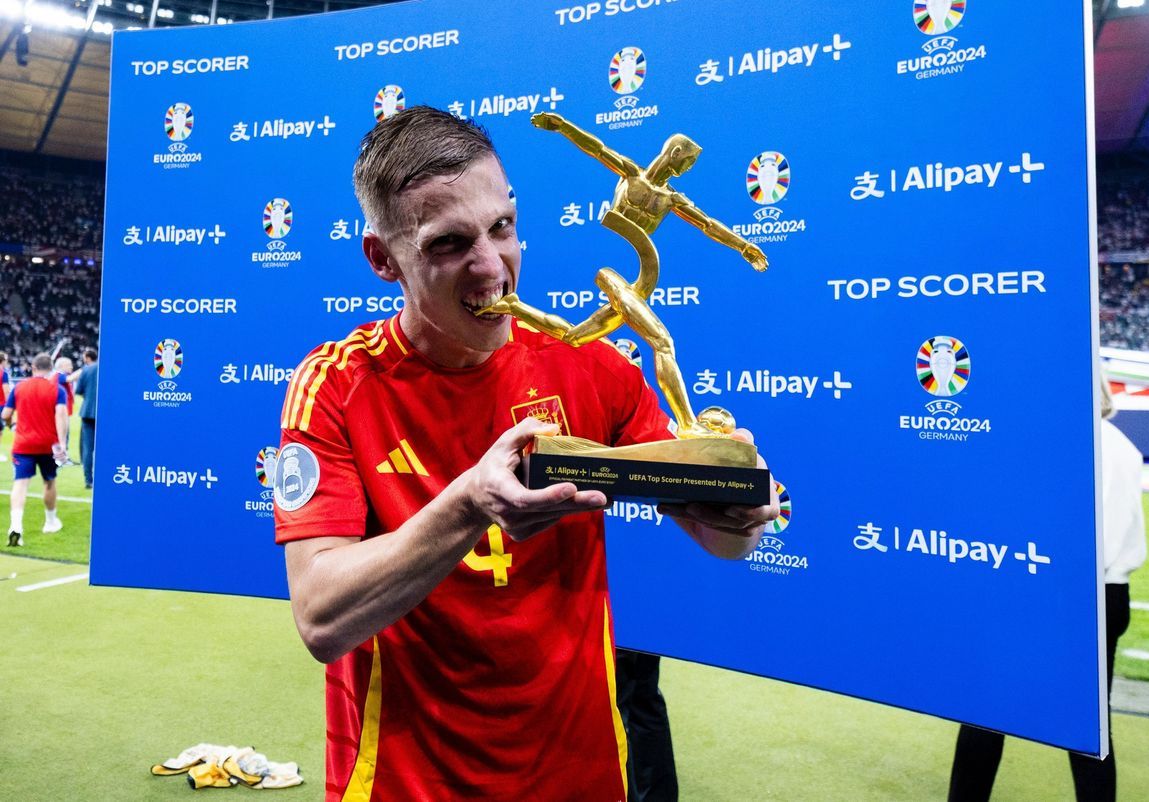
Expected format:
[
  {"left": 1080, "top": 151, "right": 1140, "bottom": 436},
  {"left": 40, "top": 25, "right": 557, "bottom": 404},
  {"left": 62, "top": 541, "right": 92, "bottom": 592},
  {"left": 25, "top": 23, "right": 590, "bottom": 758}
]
[{"left": 91, "top": 0, "right": 1105, "bottom": 755}]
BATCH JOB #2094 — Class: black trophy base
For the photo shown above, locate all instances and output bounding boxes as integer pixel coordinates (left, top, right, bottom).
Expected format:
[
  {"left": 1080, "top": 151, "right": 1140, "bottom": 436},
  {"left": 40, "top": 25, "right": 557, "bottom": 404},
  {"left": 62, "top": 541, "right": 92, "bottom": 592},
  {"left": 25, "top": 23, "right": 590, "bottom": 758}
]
[{"left": 520, "top": 435, "right": 770, "bottom": 506}]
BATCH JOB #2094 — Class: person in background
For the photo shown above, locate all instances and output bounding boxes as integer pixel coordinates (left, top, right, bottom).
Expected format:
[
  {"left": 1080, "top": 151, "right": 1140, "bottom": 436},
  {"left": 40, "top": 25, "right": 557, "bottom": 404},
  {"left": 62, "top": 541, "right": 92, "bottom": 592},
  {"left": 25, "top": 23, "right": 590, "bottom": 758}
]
[
  {"left": 53, "top": 355, "right": 75, "bottom": 459},
  {"left": 617, "top": 650, "right": 679, "bottom": 801},
  {"left": 0, "top": 351, "right": 10, "bottom": 463},
  {"left": 2, "top": 353, "right": 67, "bottom": 546},
  {"left": 947, "top": 375, "right": 1147, "bottom": 802},
  {"left": 69, "top": 347, "right": 97, "bottom": 489}
]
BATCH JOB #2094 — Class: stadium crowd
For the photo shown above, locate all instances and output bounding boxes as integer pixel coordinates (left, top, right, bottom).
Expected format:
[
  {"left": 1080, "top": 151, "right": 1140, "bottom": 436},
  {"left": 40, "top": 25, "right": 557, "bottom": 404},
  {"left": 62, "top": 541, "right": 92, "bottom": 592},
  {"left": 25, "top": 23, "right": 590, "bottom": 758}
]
[
  {"left": 0, "top": 163, "right": 103, "bottom": 375},
  {"left": 0, "top": 166, "right": 104, "bottom": 251},
  {"left": 0, "top": 257, "right": 100, "bottom": 375},
  {"left": 1098, "top": 174, "right": 1149, "bottom": 255}
]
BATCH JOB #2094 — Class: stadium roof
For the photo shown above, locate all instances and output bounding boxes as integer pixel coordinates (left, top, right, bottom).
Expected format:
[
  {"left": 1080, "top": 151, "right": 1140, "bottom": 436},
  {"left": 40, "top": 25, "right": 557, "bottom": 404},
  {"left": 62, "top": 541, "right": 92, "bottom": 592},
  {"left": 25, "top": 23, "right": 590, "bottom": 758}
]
[{"left": 2, "top": 0, "right": 1149, "bottom": 163}]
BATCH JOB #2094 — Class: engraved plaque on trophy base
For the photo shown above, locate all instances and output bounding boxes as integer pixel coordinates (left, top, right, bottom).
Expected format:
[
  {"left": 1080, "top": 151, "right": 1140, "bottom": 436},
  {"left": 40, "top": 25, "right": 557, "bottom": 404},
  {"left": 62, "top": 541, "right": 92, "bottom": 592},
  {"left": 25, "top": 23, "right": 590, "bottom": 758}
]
[{"left": 520, "top": 435, "right": 770, "bottom": 506}]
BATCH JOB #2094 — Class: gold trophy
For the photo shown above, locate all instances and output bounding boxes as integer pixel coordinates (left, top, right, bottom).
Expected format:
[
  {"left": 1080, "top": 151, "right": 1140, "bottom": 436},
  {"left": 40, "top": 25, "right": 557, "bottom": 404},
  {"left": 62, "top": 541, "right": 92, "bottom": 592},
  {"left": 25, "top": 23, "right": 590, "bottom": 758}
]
[{"left": 480, "top": 113, "right": 770, "bottom": 503}]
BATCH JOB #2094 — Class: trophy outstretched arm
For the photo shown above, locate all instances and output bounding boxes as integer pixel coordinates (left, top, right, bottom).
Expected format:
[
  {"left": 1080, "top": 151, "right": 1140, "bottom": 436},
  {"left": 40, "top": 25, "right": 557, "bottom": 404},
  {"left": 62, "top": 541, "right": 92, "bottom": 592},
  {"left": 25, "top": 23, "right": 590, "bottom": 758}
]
[
  {"left": 671, "top": 193, "right": 768, "bottom": 272},
  {"left": 531, "top": 112, "right": 641, "bottom": 179}
]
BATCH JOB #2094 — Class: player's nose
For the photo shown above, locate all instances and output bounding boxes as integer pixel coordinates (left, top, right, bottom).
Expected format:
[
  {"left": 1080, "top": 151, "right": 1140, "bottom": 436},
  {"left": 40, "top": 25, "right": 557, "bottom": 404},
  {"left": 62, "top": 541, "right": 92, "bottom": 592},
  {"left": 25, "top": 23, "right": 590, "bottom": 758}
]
[{"left": 470, "top": 235, "right": 510, "bottom": 279}]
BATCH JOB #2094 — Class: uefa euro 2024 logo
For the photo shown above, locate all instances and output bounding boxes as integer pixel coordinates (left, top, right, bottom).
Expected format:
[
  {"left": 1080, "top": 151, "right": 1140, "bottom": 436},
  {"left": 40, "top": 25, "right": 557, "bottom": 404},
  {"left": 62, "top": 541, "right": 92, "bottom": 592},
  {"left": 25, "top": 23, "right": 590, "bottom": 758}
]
[
  {"left": 746, "top": 152, "right": 791, "bottom": 205},
  {"left": 916, "top": 335, "right": 970, "bottom": 397},
  {"left": 609, "top": 47, "right": 646, "bottom": 95},
  {"left": 165, "top": 102, "right": 193, "bottom": 142},
  {"left": 914, "top": 0, "right": 965, "bottom": 36},
  {"left": 597, "top": 46, "right": 658, "bottom": 129},
  {"left": 154, "top": 338, "right": 183, "bottom": 387},
  {"left": 263, "top": 198, "right": 293, "bottom": 239},
  {"left": 374, "top": 85, "right": 406, "bottom": 121},
  {"left": 735, "top": 151, "right": 805, "bottom": 243},
  {"left": 255, "top": 447, "right": 278, "bottom": 500}
]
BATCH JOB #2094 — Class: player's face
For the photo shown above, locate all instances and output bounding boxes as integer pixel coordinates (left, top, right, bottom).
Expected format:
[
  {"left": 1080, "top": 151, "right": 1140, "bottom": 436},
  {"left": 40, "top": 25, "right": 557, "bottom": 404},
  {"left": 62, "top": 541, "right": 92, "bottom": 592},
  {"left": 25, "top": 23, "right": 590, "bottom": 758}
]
[{"left": 370, "top": 154, "right": 521, "bottom": 368}]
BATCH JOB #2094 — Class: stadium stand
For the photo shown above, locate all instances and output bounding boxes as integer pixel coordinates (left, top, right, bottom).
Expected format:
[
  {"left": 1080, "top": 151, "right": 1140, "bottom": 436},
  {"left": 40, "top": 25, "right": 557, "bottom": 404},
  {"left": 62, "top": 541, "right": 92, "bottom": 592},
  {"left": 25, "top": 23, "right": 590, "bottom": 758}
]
[
  {"left": 1099, "top": 171, "right": 1149, "bottom": 351},
  {"left": 0, "top": 165, "right": 104, "bottom": 251},
  {"left": 0, "top": 161, "right": 104, "bottom": 377},
  {"left": 0, "top": 257, "right": 100, "bottom": 376},
  {"left": 1098, "top": 174, "right": 1149, "bottom": 255}
]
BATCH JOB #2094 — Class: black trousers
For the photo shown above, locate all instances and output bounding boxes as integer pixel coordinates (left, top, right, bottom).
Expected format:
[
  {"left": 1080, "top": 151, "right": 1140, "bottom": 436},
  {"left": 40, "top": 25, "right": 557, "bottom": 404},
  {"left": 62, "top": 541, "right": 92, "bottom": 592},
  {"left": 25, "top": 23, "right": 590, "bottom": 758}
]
[
  {"left": 948, "top": 583, "right": 1131, "bottom": 802},
  {"left": 616, "top": 649, "right": 678, "bottom": 802}
]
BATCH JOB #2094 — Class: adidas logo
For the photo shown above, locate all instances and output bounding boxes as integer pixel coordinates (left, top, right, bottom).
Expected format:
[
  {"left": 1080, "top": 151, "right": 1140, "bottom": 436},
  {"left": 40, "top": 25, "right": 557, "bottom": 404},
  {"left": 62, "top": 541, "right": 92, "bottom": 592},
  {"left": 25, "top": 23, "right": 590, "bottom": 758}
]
[{"left": 376, "top": 439, "right": 428, "bottom": 476}]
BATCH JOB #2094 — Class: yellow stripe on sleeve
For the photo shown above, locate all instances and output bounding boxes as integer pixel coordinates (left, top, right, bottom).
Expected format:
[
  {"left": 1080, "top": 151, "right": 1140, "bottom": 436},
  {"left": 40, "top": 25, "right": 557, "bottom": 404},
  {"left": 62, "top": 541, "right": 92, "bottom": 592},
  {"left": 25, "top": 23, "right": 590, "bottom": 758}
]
[{"left": 290, "top": 322, "right": 388, "bottom": 431}]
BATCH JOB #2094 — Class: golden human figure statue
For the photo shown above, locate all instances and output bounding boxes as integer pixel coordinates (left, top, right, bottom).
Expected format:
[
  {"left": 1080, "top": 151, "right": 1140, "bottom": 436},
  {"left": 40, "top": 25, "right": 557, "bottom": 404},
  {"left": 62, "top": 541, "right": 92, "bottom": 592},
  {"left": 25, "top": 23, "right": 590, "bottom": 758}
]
[{"left": 480, "top": 112, "right": 767, "bottom": 438}]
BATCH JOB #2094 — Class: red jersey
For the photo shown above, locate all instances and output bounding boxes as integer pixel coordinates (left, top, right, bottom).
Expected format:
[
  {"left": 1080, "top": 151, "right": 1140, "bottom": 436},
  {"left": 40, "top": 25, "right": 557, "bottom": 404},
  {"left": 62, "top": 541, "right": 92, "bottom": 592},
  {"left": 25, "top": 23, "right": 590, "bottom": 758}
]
[
  {"left": 276, "top": 316, "right": 672, "bottom": 802},
  {"left": 5, "top": 376, "right": 65, "bottom": 454}
]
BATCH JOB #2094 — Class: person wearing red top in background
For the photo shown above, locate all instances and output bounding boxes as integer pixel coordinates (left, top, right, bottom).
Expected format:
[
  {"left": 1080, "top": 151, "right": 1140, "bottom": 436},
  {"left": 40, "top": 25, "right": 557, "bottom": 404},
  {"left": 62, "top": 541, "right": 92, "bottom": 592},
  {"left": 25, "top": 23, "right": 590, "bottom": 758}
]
[
  {"left": 0, "top": 351, "right": 10, "bottom": 464},
  {"left": 274, "top": 107, "right": 780, "bottom": 801},
  {"left": 2, "top": 353, "right": 67, "bottom": 546}
]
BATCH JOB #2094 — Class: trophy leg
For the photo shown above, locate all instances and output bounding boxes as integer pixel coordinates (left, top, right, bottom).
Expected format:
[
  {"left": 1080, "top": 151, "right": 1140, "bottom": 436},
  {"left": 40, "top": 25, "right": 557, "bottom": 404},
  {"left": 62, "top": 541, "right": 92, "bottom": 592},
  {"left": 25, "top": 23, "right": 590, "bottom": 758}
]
[
  {"left": 481, "top": 294, "right": 578, "bottom": 340},
  {"left": 562, "top": 305, "right": 625, "bottom": 346},
  {"left": 601, "top": 210, "right": 660, "bottom": 298},
  {"left": 595, "top": 271, "right": 718, "bottom": 438},
  {"left": 480, "top": 292, "right": 625, "bottom": 346}
]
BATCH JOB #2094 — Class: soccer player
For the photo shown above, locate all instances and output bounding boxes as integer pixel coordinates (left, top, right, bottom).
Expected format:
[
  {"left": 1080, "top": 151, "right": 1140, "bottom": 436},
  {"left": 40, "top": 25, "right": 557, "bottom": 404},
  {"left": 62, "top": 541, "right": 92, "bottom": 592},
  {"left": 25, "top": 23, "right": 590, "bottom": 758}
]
[
  {"left": 2, "top": 353, "right": 68, "bottom": 546},
  {"left": 275, "top": 107, "right": 779, "bottom": 801}
]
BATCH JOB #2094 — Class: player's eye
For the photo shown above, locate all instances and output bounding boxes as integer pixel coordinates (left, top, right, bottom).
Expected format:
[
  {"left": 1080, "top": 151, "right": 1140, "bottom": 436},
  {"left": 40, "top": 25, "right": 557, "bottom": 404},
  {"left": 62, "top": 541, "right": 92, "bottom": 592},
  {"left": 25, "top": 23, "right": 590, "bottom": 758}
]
[{"left": 428, "top": 234, "right": 469, "bottom": 255}]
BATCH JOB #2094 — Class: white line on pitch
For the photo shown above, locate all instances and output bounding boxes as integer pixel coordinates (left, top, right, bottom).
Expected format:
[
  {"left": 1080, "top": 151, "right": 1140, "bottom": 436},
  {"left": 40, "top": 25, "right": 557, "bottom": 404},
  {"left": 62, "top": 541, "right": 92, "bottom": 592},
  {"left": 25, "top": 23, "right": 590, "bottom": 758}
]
[
  {"left": 1132, "top": 601, "right": 1149, "bottom": 612},
  {"left": 16, "top": 573, "right": 89, "bottom": 592},
  {"left": 1122, "top": 648, "right": 1149, "bottom": 662},
  {"left": 0, "top": 489, "right": 91, "bottom": 504}
]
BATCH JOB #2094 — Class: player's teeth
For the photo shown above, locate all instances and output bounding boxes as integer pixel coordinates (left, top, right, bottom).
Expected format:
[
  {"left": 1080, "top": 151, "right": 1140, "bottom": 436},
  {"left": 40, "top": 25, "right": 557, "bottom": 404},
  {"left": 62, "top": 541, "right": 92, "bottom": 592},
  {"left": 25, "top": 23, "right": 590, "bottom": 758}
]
[{"left": 465, "top": 291, "right": 501, "bottom": 310}]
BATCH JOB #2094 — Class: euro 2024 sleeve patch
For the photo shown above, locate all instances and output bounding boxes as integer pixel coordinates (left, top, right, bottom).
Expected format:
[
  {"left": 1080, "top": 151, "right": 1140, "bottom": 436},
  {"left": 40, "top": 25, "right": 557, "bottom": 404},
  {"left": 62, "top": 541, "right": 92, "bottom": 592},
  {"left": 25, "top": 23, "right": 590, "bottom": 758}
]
[{"left": 273, "top": 443, "right": 320, "bottom": 511}]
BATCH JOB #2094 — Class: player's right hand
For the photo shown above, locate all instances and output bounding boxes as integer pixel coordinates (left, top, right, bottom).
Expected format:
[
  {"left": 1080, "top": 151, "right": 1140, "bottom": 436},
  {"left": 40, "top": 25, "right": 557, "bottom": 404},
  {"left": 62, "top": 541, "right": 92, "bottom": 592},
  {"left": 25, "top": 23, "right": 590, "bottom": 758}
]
[
  {"left": 531, "top": 112, "right": 563, "bottom": 131},
  {"left": 464, "top": 416, "right": 608, "bottom": 541}
]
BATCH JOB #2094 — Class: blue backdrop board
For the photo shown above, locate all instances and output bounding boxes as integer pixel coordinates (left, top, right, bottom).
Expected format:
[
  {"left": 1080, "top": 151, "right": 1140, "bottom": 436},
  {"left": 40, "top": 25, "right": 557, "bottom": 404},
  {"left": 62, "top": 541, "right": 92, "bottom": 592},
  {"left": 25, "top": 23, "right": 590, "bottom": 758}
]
[{"left": 92, "top": 0, "right": 1105, "bottom": 755}]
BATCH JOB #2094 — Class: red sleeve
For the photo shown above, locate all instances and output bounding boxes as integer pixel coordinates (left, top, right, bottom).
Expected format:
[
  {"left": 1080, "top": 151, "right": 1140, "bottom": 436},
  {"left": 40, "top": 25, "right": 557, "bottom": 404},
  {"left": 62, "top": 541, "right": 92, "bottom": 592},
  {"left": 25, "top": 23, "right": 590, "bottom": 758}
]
[{"left": 273, "top": 347, "right": 368, "bottom": 544}]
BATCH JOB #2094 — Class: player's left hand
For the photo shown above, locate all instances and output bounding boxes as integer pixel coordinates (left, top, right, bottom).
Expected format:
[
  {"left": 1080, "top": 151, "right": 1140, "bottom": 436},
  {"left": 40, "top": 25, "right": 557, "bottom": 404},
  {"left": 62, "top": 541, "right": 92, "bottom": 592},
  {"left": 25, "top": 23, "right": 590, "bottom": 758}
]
[{"left": 657, "top": 428, "right": 779, "bottom": 559}]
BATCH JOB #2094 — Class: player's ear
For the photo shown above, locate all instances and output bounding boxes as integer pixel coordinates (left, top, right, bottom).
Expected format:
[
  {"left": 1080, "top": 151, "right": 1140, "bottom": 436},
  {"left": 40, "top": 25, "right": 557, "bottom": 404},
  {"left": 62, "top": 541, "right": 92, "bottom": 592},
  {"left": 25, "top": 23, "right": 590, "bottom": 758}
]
[{"left": 364, "top": 232, "right": 402, "bottom": 283}]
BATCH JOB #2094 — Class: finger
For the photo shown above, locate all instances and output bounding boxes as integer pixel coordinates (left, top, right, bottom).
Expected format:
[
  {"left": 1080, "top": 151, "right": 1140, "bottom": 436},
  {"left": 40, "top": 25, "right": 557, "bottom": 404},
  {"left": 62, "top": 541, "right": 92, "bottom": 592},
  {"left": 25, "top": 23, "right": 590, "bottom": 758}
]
[
  {"left": 658, "top": 502, "right": 767, "bottom": 532},
  {"left": 494, "top": 416, "right": 561, "bottom": 454},
  {"left": 731, "top": 427, "right": 755, "bottom": 445},
  {"left": 501, "top": 498, "right": 611, "bottom": 541},
  {"left": 497, "top": 480, "right": 607, "bottom": 514},
  {"left": 512, "top": 480, "right": 606, "bottom": 512}
]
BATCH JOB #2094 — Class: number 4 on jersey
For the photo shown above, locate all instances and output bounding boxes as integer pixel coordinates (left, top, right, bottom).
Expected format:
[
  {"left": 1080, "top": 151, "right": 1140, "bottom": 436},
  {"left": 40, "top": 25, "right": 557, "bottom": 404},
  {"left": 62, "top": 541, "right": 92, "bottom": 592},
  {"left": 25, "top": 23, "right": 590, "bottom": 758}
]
[{"left": 463, "top": 524, "right": 513, "bottom": 587}]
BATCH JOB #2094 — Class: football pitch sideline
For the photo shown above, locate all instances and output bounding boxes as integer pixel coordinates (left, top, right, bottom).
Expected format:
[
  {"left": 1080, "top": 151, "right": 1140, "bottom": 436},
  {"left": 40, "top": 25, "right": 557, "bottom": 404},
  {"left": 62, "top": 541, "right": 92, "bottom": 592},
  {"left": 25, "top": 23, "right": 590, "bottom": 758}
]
[{"left": 3, "top": 552, "right": 1149, "bottom": 800}]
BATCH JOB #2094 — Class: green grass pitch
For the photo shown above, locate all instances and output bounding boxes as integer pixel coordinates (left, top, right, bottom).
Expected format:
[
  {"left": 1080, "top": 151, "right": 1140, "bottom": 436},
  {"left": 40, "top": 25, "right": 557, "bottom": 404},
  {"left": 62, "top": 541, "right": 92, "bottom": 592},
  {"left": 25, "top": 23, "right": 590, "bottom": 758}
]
[{"left": 1, "top": 416, "right": 1149, "bottom": 799}]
